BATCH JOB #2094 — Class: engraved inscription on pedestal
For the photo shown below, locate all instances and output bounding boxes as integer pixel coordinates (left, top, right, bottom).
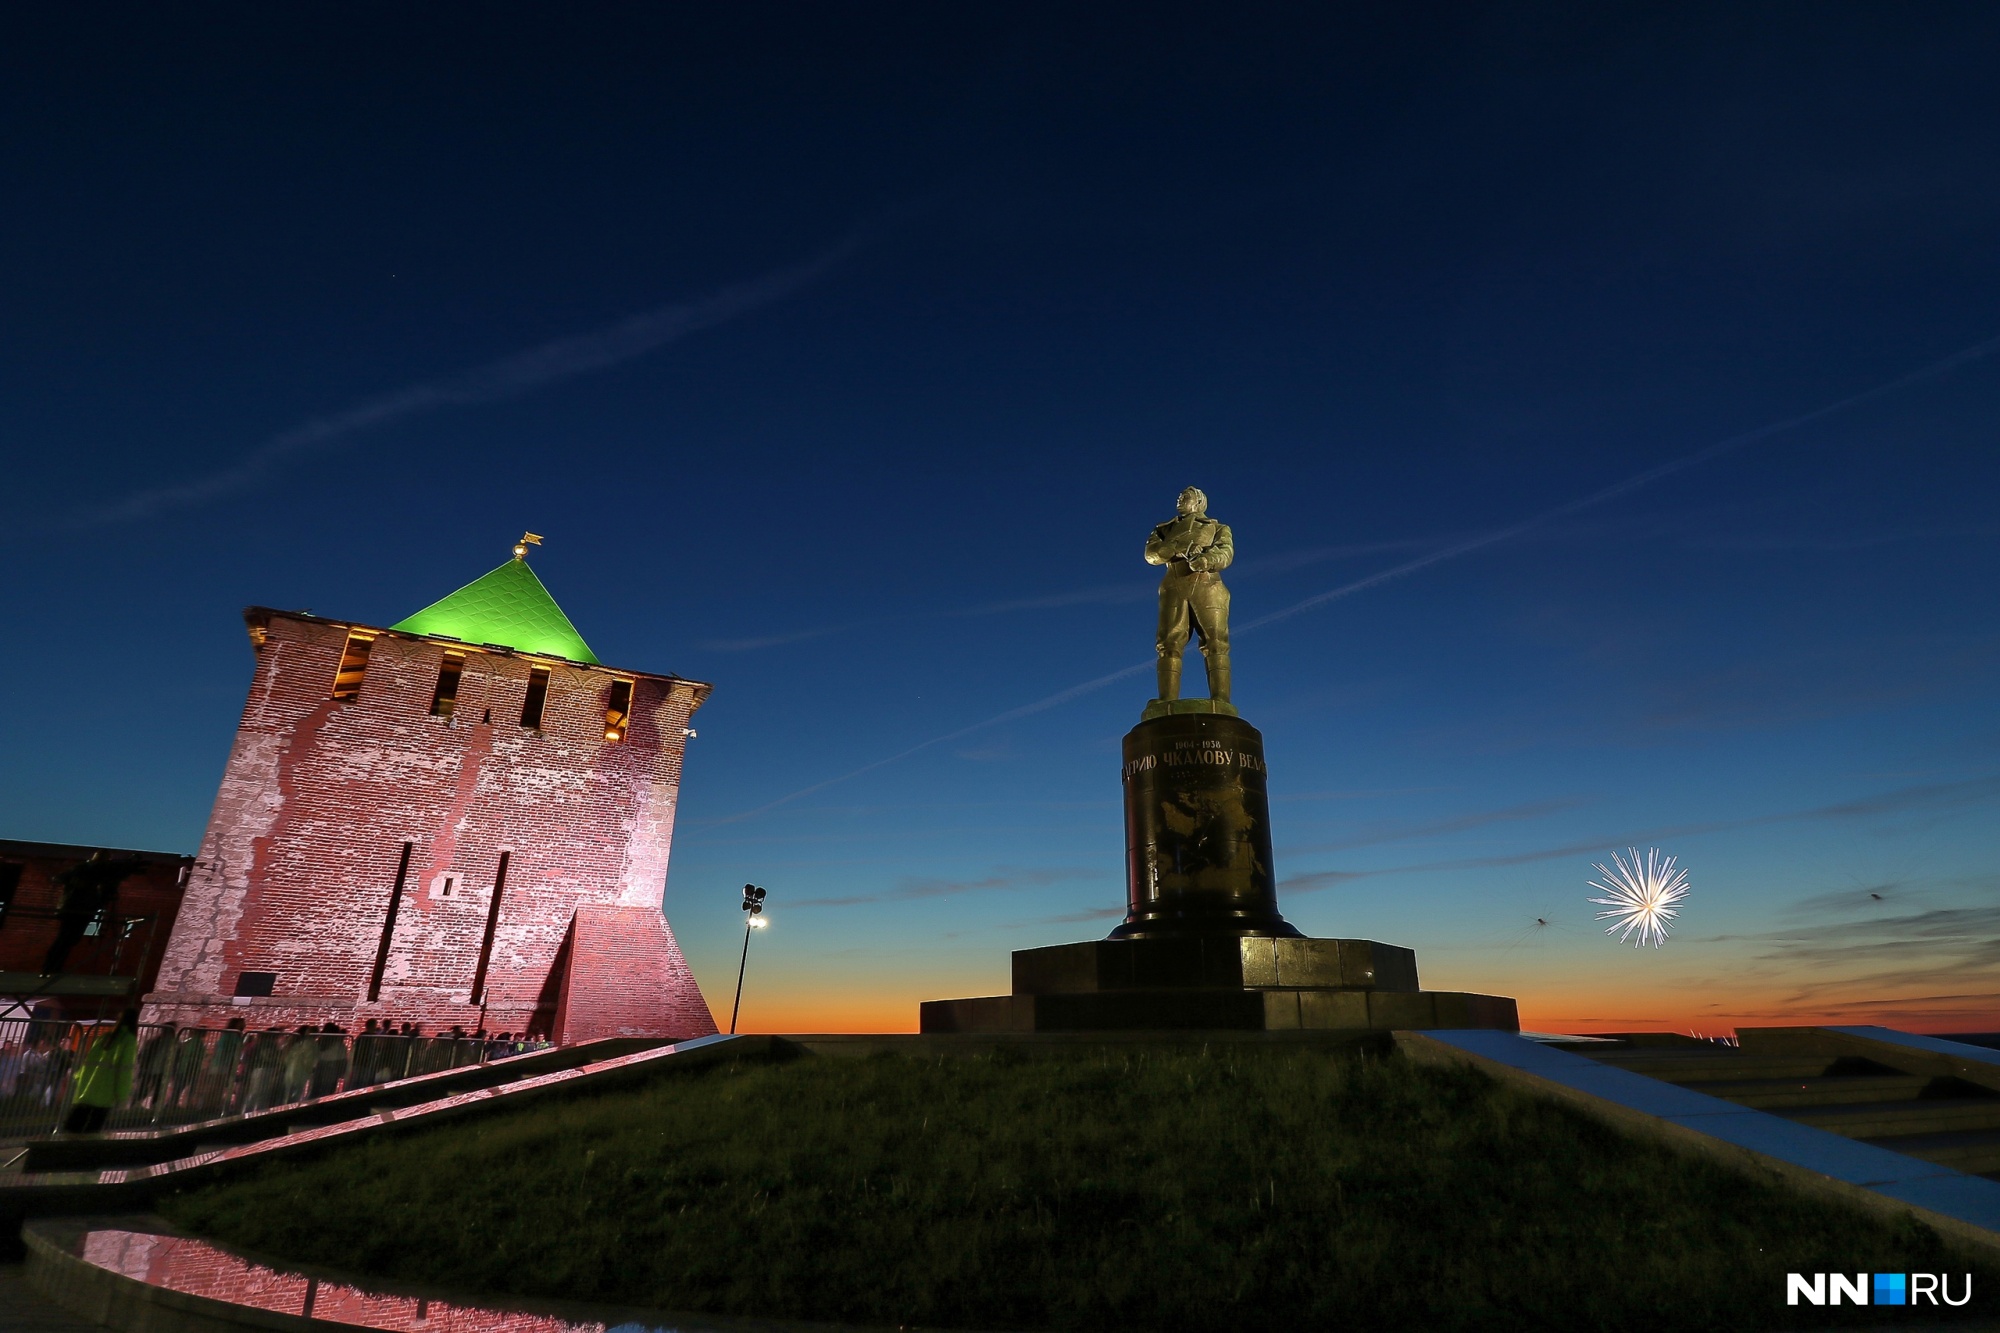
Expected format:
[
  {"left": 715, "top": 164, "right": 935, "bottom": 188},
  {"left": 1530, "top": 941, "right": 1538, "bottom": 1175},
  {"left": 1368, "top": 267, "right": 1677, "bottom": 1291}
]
[{"left": 1114, "top": 712, "right": 1298, "bottom": 939}]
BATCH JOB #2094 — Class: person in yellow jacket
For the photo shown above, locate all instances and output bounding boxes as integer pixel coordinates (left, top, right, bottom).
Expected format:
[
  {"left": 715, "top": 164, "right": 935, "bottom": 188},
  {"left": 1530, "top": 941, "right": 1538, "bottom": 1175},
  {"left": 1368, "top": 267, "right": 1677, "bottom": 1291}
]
[{"left": 63, "top": 1009, "right": 139, "bottom": 1133}]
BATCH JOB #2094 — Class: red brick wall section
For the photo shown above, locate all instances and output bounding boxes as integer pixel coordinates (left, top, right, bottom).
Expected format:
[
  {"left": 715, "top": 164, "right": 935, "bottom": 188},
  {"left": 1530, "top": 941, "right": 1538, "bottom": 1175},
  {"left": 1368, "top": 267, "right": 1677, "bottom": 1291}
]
[
  {"left": 80, "top": 1227, "right": 597, "bottom": 1333},
  {"left": 552, "top": 904, "right": 719, "bottom": 1045},
  {"left": 145, "top": 610, "right": 715, "bottom": 1041}
]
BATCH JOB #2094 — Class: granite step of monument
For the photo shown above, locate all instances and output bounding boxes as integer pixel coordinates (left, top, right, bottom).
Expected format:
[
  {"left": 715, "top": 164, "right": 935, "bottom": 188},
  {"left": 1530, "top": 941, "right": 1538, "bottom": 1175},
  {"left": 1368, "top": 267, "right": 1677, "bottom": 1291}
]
[
  {"left": 1858, "top": 1128, "right": 2000, "bottom": 1175},
  {"left": 1778, "top": 1097, "right": 2000, "bottom": 1140},
  {"left": 1680, "top": 1073, "right": 1945, "bottom": 1109},
  {"left": 1581, "top": 1051, "right": 1883, "bottom": 1082},
  {"left": 1011, "top": 935, "right": 1422, "bottom": 995},
  {"left": 919, "top": 987, "right": 1518, "bottom": 1034}
]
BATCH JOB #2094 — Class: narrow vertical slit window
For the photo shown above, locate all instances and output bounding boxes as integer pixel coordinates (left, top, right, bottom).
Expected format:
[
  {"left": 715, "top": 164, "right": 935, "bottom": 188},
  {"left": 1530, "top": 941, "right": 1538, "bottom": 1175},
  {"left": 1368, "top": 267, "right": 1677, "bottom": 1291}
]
[
  {"left": 470, "top": 851, "right": 511, "bottom": 1005},
  {"left": 604, "top": 679, "right": 633, "bottom": 742},
  {"left": 330, "top": 633, "right": 376, "bottom": 701},
  {"left": 0, "top": 863, "right": 22, "bottom": 927},
  {"left": 520, "top": 667, "right": 551, "bottom": 729},
  {"left": 368, "top": 841, "right": 415, "bottom": 1002},
  {"left": 430, "top": 652, "right": 465, "bottom": 720}
]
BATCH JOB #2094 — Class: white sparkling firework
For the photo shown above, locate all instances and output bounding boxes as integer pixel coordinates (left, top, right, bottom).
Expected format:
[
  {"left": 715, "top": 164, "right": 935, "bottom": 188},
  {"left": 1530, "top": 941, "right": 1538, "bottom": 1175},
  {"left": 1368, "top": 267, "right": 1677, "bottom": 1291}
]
[{"left": 1587, "top": 847, "right": 1689, "bottom": 949}]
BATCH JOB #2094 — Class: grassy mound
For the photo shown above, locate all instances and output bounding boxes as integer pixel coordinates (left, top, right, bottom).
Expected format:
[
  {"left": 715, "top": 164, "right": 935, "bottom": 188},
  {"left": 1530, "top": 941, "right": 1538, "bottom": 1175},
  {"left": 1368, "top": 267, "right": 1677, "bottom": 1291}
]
[{"left": 163, "top": 1047, "right": 1989, "bottom": 1332}]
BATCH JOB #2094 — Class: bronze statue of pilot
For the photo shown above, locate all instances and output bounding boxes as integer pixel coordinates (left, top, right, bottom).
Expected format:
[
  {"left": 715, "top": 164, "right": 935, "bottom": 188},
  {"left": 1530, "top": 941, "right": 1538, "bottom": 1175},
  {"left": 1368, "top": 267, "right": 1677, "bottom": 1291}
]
[{"left": 1145, "top": 486, "right": 1234, "bottom": 703}]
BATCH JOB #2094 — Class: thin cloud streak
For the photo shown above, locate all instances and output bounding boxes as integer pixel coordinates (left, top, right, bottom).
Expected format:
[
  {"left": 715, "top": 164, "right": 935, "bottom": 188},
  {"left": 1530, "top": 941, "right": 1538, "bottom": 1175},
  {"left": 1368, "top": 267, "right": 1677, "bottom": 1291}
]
[
  {"left": 789, "top": 865, "right": 1100, "bottom": 909},
  {"left": 957, "top": 584, "right": 1156, "bottom": 615},
  {"left": 699, "top": 624, "right": 858, "bottom": 653},
  {"left": 712, "top": 660, "right": 1152, "bottom": 823},
  {"left": 1779, "top": 884, "right": 1906, "bottom": 917},
  {"left": 84, "top": 240, "right": 861, "bottom": 525},
  {"left": 721, "top": 330, "right": 2000, "bottom": 820},
  {"left": 1001, "top": 906, "right": 1126, "bottom": 928},
  {"left": 708, "top": 541, "right": 1446, "bottom": 652},
  {"left": 1278, "top": 774, "right": 2000, "bottom": 894},
  {"left": 1228, "top": 536, "right": 1439, "bottom": 576},
  {"left": 955, "top": 539, "right": 1438, "bottom": 616},
  {"left": 1239, "top": 330, "right": 2000, "bottom": 635},
  {"left": 1288, "top": 798, "right": 1587, "bottom": 854}
]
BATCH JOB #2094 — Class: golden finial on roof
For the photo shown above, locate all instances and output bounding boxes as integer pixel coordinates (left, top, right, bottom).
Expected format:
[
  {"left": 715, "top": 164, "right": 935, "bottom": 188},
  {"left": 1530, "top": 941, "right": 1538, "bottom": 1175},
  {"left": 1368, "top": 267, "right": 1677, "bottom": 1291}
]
[{"left": 512, "top": 532, "right": 544, "bottom": 561}]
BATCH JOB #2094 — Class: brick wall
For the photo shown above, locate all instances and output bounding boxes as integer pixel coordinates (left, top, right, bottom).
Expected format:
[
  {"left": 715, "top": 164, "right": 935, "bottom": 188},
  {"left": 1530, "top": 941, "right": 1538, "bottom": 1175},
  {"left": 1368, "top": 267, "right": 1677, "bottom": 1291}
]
[
  {"left": 82, "top": 1227, "right": 590, "bottom": 1333},
  {"left": 552, "top": 905, "right": 719, "bottom": 1044},
  {"left": 145, "top": 609, "right": 716, "bottom": 1040}
]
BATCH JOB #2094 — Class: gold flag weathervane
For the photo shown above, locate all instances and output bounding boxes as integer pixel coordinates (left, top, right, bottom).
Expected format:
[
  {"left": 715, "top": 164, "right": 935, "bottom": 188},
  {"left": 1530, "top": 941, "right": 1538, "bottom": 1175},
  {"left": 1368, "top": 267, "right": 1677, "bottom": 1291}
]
[{"left": 512, "top": 532, "right": 544, "bottom": 560}]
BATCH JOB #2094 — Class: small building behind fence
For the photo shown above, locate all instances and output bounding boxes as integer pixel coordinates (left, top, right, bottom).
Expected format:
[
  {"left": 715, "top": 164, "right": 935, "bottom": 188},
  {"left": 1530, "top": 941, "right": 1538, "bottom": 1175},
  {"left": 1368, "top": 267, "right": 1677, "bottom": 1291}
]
[{"left": 0, "top": 840, "right": 193, "bottom": 1022}]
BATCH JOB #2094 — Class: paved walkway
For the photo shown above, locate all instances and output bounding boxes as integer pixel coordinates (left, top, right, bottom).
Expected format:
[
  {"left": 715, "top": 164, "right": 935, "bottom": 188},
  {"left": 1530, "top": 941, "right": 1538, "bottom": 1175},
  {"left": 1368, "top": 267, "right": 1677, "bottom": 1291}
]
[{"left": 0, "top": 1262, "right": 108, "bottom": 1333}]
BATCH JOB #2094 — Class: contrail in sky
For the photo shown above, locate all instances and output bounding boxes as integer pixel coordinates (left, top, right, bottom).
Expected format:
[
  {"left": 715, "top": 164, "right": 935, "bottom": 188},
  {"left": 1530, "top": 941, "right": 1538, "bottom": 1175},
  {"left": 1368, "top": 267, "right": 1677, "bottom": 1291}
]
[
  {"left": 1238, "top": 328, "right": 2000, "bottom": 633},
  {"left": 82, "top": 239, "right": 861, "bottom": 525},
  {"left": 717, "top": 327, "right": 2000, "bottom": 823},
  {"left": 1277, "top": 773, "right": 2000, "bottom": 894},
  {"left": 716, "top": 660, "right": 1154, "bottom": 822}
]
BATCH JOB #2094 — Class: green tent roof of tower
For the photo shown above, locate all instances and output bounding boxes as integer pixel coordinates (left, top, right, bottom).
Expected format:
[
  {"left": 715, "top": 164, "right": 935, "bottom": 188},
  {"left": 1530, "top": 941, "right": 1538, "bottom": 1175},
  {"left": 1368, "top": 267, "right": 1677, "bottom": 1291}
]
[{"left": 391, "top": 557, "right": 601, "bottom": 665}]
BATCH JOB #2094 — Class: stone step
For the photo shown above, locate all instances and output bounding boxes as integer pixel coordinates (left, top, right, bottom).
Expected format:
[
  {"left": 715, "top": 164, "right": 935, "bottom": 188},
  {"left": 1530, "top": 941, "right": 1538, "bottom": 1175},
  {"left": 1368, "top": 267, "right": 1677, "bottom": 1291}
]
[
  {"left": 1858, "top": 1129, "right": 2000, "bottom": 1176},
  {"left": 1782, "top": 1098, "right": 2000, "bottom": 1139},
  {"left": 1586, "top": 1052, "right": 1846, "bottom": 1082},
  {"left": 920, "top": 986, "right": 1520, "bottom": 1033},
  {"left": 1684, "top": 1074, "right": 1937, "bottom": 1109}
]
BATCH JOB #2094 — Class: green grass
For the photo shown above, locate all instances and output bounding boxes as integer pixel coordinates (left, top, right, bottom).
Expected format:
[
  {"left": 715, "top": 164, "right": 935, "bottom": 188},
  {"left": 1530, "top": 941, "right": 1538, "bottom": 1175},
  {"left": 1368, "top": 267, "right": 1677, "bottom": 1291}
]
[{"left": 162, "top": 1047, "right": 1993, "bottom": 1332}]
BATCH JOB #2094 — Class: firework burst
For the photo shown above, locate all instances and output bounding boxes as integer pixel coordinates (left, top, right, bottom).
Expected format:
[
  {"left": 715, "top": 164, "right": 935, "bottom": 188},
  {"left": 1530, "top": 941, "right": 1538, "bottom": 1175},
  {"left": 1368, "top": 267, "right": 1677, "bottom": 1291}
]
[{"left": 1587, "top": 847, "right": 1688, "bottom": 948}]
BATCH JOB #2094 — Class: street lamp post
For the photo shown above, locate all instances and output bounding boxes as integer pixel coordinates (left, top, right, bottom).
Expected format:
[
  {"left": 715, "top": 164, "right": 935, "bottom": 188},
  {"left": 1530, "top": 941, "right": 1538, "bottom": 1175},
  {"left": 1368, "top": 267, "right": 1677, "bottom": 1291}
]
[{"left": 729, "top": 884, "right": 767, "bottom": 1034}]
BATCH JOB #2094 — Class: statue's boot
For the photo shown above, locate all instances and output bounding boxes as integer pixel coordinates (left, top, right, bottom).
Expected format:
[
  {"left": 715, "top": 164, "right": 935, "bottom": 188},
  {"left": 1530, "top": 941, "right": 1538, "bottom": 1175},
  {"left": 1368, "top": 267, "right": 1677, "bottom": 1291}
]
[
  {"left": 1204, "top": 653, "right": 1231, "bottom": 704},
  {"left": 1157, "top": 655, "right": 1182, "bottom": 701}
]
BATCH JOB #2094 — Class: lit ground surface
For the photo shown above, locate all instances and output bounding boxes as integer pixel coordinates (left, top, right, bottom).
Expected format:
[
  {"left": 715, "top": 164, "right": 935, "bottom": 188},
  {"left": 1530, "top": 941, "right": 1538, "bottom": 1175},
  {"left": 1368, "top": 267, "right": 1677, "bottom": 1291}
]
[{"left": 162, "top": 1048, "right": 2000, "bottom": 1333}]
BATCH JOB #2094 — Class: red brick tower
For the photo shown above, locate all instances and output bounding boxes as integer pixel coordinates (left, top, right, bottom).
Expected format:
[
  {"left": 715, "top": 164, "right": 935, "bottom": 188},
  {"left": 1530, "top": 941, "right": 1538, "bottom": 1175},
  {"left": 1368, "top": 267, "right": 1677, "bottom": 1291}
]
[{"left": 145, "top": 538, "right": 718, "bottom": 1042}]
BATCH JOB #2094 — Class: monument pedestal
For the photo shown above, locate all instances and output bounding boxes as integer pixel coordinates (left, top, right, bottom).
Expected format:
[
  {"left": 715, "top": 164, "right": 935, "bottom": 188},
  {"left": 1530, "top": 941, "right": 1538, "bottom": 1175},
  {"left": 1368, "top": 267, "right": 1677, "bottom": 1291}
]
[{"left": 920, "top": 707, "right": 1520, "bottom": 1036}]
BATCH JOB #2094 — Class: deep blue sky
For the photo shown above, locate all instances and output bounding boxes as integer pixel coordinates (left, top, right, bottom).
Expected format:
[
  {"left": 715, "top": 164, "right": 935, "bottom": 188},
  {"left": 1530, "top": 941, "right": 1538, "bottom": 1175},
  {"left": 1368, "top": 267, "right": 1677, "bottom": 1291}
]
[{"left": 5, "top": 5, "right": 1997, "bottom": 1030}]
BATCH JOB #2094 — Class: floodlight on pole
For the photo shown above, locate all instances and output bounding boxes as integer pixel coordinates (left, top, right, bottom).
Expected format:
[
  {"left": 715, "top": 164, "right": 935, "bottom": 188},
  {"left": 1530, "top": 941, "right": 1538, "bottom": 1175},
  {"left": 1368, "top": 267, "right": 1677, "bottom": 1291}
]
[{"left": 730, "top": 884, "right": 767, "bottom": 1034}]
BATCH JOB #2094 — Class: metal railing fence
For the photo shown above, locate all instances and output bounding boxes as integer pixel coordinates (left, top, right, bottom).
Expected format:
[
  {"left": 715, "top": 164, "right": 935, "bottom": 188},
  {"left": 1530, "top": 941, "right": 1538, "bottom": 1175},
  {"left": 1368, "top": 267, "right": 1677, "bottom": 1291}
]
[{"left": 0, "top": 1020, "right": 550, "bottom": 1141}]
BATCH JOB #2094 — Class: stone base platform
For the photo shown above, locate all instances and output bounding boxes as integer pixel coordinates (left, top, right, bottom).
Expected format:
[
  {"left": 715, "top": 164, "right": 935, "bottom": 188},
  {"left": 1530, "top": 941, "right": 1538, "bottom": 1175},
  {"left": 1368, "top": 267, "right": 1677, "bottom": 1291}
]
[
  {"left": 1012, "top": 935, "right": 1420, "bottom": 993},
  {"left": 921, "top": 987, "right": 1518, "bottom": 1033},
  {"left": 921, "top": 935, "right": 1518, "bottom": 1034}
]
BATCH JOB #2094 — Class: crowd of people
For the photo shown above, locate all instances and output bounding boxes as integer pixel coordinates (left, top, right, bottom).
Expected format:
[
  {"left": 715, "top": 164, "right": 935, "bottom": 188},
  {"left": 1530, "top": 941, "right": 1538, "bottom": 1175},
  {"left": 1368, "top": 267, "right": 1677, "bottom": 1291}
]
[{"left": 0, "top": 1012, "right": 551, "bottom": 1136}]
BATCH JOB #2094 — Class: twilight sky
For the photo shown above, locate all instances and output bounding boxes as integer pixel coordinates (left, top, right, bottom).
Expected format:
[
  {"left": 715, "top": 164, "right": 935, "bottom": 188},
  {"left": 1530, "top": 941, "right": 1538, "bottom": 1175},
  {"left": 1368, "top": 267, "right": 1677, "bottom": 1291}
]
[{"left": 5, "top": 5, "right": 1998, "bottom": 1034}]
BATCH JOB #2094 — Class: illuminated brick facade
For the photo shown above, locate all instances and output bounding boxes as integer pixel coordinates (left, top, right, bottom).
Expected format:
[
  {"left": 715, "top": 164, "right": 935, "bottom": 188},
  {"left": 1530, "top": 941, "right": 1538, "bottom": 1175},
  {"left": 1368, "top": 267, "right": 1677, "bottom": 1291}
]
[
  {"left": 145, "top": 561, "right": 717, "bottom": 1042},
  {"left": 81, "top": 1226, "right": 592, "bottom": 1333}
]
